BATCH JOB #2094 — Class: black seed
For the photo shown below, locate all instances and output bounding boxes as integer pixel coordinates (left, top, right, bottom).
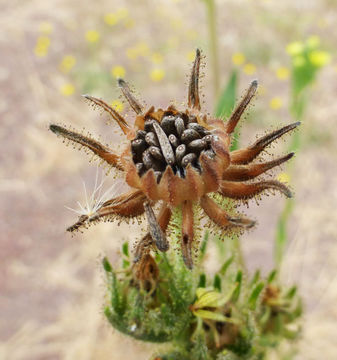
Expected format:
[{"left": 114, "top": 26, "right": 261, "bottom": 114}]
[
  {"left": 168, "top": 134, "right": 179, "bottom": 148},
  {"left": 142, "top": 149, "right": 153, "bottom": 169},
  {"left": 144, "top": 119, "right": 157, "bottom": 132},
  {"left": 154, "top": 171, "right": 162, "bottom": 183},
  {"left": 135, "top": 162, "right": 145, "bottom": 175},
  {"left": 181, "top": 129, "right": 201, "bottom": 143},
  {"left": 181, "top": 153, "right": 197, "bottom": 167},
  {"left": 175, "top": 117, "right": 185, "bottom": 137},
  {"left": 145, "top": 132, "right": 159, "bottom": 147},
  {"left": 175, "top": 144, "right": 186, "bottom": 165},
  {"left": 135, "top": 130, "right": 146, "bottom": 139},
  {"left": 160, "top": 115, "right": 176, "bottom": 134},
  {"left": 187, "top": 123, "right": 210, "bottom": 136},
  {"left": 203, "top": 134, "right": 213, "bottom": 144},
  {"left": 153, "top": 122, "right": 176, "bottom": 166},
  {"left": 187, "top": 139, "right": 207, "bottom": 152},
  {"left": 131, "top": 138, "right": 147, "bottom": 151},
  {"left": 180, "top": 113, "right": 189, "bottom": 126},
  {"left": 149, "top": 146, "right": 164, "bottom": 161},
  {"left": 131, "top": 139, "right": 147, "bottom": 162}
]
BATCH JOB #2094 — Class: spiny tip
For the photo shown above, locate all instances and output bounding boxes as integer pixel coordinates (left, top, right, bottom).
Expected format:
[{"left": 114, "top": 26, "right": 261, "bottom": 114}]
[
  {"left": 117, "top": 78, "right": 125, "bottom": 86},
  {"left": 251, "top": 79, "right": 258, "bottom": 88},
  {"left": 49, "top": 124, "right": 61, "bottom": 134},
  {"left": 195, "top": 48, "right": 201, "bottom": 56}
]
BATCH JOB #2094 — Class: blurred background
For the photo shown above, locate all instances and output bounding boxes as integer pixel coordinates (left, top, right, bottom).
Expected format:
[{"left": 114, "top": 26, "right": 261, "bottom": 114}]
[{"left": 0, "top": 0, "right": 336, "bottom": 359}]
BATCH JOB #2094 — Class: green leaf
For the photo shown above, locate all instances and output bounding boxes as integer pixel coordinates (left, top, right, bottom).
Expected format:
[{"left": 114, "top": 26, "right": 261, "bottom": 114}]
[
  {"left": 195, "top": 285, "right": 237, "bottom": 309},
  {"left": 267, "top": 269, "right": 277, "bottom": 284},
  {"left": 215, "top": 69, "right": 238, "bottom": 119},
  {"left": 102, "top": 256, "right": 112, "bottom": 272},
  {"left": 213, "top": 274, "right": 221, "bottom": 291},
  {"left": 193, "top": 309, "right": 239, "bottom": 324},
  {"left": 248, "top": 281, "right": 264, "bottom": 310},
  {"left": 198, "top": 273, "right": 207, "bottom": 288},
  {"left": 231, "top": 270, "right": 242, "bottom": 302},
  {"left": 250, "top": 269, "right": 260, "bottom": 286},
  {"left": 122, "top": 242, "right": 129, "bottom": 257},
  {"left": 285, "top": 286, "right": 297, "bottom": 299},
  {"left": 219, "top": 255, "right": 234, "bottom": 276},
  {"left": 199, "top": 230, "right": 209, "bottom": 260}
]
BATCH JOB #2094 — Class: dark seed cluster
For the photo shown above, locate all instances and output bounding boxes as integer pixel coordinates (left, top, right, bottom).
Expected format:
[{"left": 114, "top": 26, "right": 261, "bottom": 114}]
[{"left": 131, "top": 112, "right": 215, "bottom": 183}]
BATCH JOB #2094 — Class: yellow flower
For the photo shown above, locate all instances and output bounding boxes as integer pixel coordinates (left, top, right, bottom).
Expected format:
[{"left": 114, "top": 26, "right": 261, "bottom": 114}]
[
  {"left": 306, "top": 35, "right": 320, "bottom": 49},
  {"left": 293, "top": 56, "right": 305, "bottom": 67},
  {"left": 269, "top": 97, "right": 283, "bottom": 110},
  {"left": 39, "top": 21, "right": 53, "bottom": 35},
  {"left": 170, "top": 18, "right": 182, "bottom": 29},
  {"left": 232, "top": 53, "right": 245, "bottom": 66},
  {"left": 276, "top": 66, "right": 290, "bottom": 80},
  {"left": 137, "top": 42, "right": 150, "bottom": 57},
  {"left": 186, "top": 50, "right": 196, "bottom": 62},
  {"left": 277, "top": 172, "right": 290, "bottom": 184},
  {"left": 34, "top": 45, "right": 48, "bottom": 57},
  {"left": 60, "top": 83, "right": 75, "bottom": 96},
  {"left": 116, "top": 7, "right": 129, "bottom": 19},
  {"left": 309, "top": 50, "right": 331, "bottom": 67},
  {"left": 186, "top": 29, "right": 197, "bottom": 40},
  {"left": 126, "top": 47, "right": 138, "bottom": 60},
  {"left": 59, "top": 55, "right": 76, "bottom": 73},
  {"left": 151, "top": 52, "right": 164, "bottom": 64},
  {"left": 286, "top": 41, "right": 304, "bottom": 56},
  {"left": 37, "top": 36, "right": 50, "bottom": 48},
  {"left": 243, "top": 63, "right": 256, "bottom": 75},
  {"left": 167, "top": 36, "right": 179, "bottom": 49},
  {"left": 85, "top": 30, "right": 100, "bottom": 43},
  {"left": 124, "top": 18, "right": 135, "bottom": 29},
  {"left": 104, "top": 13, "right": 118, "bottom": 26},
  {"left": 111, "top": 65, "right": 126, "bottom": 78},
  {"left": 34, "top": 36, "right": 50, "bottom": 57},
  {"left": 150, "top": 68, "right": 165, "bottom": 82},
  {"left": 111, "top": 100, "right": 124, "bottom": 112}
]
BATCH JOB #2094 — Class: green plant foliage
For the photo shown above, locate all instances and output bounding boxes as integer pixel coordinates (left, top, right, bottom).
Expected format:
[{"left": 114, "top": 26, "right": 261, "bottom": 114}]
[{"left": 103, "top": 237, "right": 301, "bottom": 359}]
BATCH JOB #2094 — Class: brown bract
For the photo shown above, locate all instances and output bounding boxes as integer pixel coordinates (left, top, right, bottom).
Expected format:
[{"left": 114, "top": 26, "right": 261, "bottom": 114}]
[{"left": 50, "top": 49, "right": 299, "bottom": 268}]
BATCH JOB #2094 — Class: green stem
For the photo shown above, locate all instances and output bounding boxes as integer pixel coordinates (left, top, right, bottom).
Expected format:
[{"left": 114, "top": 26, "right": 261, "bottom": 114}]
[{"left": 203, "top": 0, "right": 220, "bottom": 97}]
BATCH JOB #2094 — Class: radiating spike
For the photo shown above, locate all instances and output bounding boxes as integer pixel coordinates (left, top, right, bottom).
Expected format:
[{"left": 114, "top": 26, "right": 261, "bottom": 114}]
[
  {"left": 219, "top": 180, "right": 293, "bottom": 199},
  {"left": 223, "top": 153, "right": 295, "bottom": 181},
  {"left": 181, "top": 201, "right": 194, "bottom": 269},
  {"left": 200, "top": 195, "right": 256, "bottom": 229},
  {"left": 230, "top": 122, "right": 301, "bottom": 165},
  {"left": 144, "top": 202, "right": 169, "bottom": 252},
  {"left": 188, "top": 48, "right": 201, "bottom": 110},
  {"left": 82, "top": 95, "right": 130, "bottom": 135},
  {"left": 225, "top": 80, "right": 258, "bottom": 134},
  {"left": 49, "top": 124, "right": 123, "bottom": 170},
  {"left": 117, "top": 78, "right": 143, "bottom": 114}
]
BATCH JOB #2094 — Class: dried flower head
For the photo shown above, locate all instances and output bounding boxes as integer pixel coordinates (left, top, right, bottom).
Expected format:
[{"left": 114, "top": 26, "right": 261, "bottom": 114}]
[{"left": 50, "top": 49, "right": 299, "bottom": 268}]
